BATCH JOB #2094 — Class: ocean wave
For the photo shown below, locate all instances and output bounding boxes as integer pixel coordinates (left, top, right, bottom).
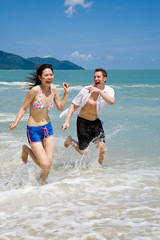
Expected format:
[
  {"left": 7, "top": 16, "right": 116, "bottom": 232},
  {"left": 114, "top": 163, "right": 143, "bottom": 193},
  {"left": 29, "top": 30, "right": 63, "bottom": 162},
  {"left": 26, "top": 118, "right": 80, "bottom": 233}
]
[
  {"left": 0, "top": 81, "right": 25, "bottom": 86},
  {"left": 0, "top": 113, "right": 29, "bottom": 122},
  {"left": 0, "top": 81, "right": 83, "bottom": 90},
  {"left": 57, "top": 85, "right": 83, "bottom": 92},
  {"left": 0, "top": 87, "right": 9, "bottom": 90},
  {"left": 126, "top": 84, "right": 160, "bottom": 88},
  {"left": 1, "top": 81, "right": 160, "bottom": 91},
  {"left": 107, "top": 125, "right": 126, "bottom": 140},
  {"left": 69, "top": 85, "right": 83, "bottom": 90},
  {"left": 113, "top": 84, "right": 160, "bottom": 89}
]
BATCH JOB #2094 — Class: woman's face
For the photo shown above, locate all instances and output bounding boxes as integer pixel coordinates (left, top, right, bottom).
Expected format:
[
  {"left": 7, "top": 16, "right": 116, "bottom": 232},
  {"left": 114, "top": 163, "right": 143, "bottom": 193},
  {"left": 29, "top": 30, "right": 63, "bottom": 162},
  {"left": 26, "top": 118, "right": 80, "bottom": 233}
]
[{"left": 39, "top": 68, "right": 54, "bottom": 86}]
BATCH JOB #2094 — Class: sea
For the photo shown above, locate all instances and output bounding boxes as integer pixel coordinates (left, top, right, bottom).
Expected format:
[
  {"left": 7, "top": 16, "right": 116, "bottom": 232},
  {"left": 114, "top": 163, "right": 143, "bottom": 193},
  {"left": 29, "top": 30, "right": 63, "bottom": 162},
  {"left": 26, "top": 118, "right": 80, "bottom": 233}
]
[{"left": 0, "top": 69, "right": 160, "bottom": 240}]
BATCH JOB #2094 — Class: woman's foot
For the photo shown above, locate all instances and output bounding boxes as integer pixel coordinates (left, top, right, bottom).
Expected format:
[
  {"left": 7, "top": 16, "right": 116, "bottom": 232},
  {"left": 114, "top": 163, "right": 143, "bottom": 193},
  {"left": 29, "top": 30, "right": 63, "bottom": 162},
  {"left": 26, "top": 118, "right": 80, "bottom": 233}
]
[
  {"left": 21, "top": 145, "right": 29, "bottom": 163},
  {"left": 64, "top": 136, "right": 72, "bottom": 148}
]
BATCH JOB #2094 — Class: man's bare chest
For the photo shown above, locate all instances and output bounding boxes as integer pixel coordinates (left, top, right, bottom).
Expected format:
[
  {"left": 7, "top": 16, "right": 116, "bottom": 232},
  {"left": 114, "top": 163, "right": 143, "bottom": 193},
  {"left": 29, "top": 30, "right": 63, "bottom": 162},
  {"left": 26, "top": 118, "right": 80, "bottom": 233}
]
[
  {"left": 79, "top": 93, "right": 99, "bottom": 119},
  {"left": 84, "top": 93, "right": 99, "bottom": 108}
]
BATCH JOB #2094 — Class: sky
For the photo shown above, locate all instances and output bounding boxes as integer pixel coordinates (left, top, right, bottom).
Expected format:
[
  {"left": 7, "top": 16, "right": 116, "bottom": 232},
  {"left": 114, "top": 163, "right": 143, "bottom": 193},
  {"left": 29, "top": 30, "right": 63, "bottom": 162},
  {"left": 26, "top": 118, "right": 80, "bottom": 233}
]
[{"left": 1, "top": 0, "right": 160, "bottom": 70}]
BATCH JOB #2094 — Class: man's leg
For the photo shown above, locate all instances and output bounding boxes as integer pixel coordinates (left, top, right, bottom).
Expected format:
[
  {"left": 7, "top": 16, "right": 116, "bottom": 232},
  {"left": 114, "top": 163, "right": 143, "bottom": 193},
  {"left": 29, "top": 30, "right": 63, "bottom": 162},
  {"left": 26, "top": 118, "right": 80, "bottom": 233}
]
[
  {"left": 64, "top": 135, "right": 88, "bottom": 155},
  {"left": 96, "top": 141, "right": 106, "bottom": 165}
]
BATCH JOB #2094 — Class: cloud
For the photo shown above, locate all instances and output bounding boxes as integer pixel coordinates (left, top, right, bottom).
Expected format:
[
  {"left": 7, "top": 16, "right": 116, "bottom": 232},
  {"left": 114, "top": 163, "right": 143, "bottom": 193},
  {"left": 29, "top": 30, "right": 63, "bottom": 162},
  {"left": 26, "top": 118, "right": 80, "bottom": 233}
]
[
  {"left": 69, "top": 51, "right": 93, "bottom": 61},
  {"left": 106, "top": 55, "right": 114, "bottom": 61},
  {"left": 64, "top": 0, "right": 93, "bottom": 17},
  {"left": 42, "top": 55, "right": 52, "bottom": 58},
  {"left": 151, "top": 57, "right": 159, "bottom": 62}
]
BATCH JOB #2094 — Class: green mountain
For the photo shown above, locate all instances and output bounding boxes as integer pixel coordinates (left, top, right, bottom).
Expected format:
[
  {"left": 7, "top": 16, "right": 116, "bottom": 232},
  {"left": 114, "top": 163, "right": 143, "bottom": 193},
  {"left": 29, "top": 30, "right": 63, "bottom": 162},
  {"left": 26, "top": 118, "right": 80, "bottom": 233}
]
[
  {"left": 28, "top": 57, "right": 84, "bottom": 70},
  {"left": 0, "top": 50, "right": 35, "bottom": 69},
  {"left": 0, "top": 50, "right": 84, "bottom": 70}
]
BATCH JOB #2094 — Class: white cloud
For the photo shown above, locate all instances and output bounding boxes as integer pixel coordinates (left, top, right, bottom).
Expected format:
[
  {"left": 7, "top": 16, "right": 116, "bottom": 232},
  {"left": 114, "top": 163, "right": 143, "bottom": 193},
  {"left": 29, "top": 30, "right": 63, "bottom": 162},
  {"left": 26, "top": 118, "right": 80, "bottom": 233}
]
[
  {"left": 64, "top": 5, "right": 74, "bottom": 17},
  {"left": 151, "top": 57, "right": 159, "bottom": 62},
  {"left": 42, "top": 55, "right": 52, "bottom": 58},
  {"left": 106, "top": 55, "right": 114, "bottom": 61},
  {"left": 64, "top": 0, "right": 93, "bottom": 17},
  {"left": 69, "top": 51, "right": 93, "bottom": 61}
]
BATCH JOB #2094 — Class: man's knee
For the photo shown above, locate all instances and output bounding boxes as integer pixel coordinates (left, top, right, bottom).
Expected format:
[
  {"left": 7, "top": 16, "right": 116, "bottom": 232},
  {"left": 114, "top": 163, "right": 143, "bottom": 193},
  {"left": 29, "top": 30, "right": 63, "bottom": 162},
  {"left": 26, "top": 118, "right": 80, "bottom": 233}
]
[
  {"left": 79, "top": 148, "right": 88, "bottom": 155},
  {"left": 99, "top": 143, "right": 106, "bottom": 155}
]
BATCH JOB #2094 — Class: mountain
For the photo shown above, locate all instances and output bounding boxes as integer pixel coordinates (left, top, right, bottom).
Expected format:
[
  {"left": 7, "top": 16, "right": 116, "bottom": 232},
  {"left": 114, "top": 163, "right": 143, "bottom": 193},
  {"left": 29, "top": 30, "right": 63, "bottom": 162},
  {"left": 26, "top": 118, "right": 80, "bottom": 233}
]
[
  {"left": 0, "top": 50, "right": 35, "bottom": 69},
  {"left": 28, "top": 57, "right": 84, "bottom": 70},
  {"left": 0, "top": 50, "right": 84, "bottom": 70}
]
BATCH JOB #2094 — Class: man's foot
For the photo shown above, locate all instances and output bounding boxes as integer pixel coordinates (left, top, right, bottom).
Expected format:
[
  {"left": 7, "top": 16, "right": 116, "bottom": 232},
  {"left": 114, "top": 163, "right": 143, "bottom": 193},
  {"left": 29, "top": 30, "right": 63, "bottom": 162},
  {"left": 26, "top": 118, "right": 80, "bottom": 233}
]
[
  {"left": 21, "top": 145, "right": 28, "bottom": 163},
  {"left": 64, "top": 135, "right": 72, "bottom": 148},
  {"left": 98, "top": 158, "right": 103, "bottom": 165}
]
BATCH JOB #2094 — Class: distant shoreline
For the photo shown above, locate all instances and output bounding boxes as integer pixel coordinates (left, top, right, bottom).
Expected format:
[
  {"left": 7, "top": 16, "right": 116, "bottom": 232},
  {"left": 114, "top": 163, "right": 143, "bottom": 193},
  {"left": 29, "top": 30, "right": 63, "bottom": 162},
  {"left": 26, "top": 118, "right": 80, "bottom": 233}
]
[{"left": 0, "top": 50, "right": 84, "bottom": 70}]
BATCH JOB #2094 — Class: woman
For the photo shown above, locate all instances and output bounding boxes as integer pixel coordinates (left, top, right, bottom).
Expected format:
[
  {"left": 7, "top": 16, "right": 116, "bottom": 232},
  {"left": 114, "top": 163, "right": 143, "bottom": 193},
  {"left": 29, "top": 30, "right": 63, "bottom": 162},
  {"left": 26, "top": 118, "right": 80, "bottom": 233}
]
[{"left": 8, "top": 64, "right": 69, "bottom": 182}]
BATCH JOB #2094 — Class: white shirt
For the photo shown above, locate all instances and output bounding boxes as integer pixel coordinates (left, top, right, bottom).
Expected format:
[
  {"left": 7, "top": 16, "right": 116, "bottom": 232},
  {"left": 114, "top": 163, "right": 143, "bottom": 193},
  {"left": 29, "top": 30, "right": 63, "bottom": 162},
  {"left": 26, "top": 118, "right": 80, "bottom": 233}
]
[{"left": 60, "top": 85, "right": 115, "bottom": 119}]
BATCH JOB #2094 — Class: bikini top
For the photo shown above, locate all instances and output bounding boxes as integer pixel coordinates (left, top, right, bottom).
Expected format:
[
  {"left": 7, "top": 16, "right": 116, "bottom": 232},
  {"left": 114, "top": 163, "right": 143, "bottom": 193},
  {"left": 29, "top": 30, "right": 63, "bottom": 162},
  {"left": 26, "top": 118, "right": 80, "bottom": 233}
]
[{"left": 31, "top": 85, "right": 54, "bottom": 110}]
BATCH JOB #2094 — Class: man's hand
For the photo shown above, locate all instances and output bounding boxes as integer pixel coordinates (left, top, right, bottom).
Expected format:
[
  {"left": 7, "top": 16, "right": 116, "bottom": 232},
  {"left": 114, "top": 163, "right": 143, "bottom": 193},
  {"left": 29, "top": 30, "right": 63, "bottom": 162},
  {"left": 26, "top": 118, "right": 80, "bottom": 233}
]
[
  {"left": 62, "top": 122, "right": 69, "bottom": 131},
  {"left": 88, "top": 86, "right": 100, "bottom": 94}
]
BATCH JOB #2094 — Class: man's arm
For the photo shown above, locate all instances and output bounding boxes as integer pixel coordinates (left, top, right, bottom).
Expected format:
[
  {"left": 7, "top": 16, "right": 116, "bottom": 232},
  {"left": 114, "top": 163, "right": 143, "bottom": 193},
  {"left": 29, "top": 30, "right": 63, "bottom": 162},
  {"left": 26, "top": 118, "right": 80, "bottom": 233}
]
[
  {"left": 62, "top": 103, "right": 78, "bottom": 131},
  {"left": 99, "top": 90, "right": 115, "bottom": 105},
  {"left": 88, "top": 86, "right": 115, "bottom": 105}
]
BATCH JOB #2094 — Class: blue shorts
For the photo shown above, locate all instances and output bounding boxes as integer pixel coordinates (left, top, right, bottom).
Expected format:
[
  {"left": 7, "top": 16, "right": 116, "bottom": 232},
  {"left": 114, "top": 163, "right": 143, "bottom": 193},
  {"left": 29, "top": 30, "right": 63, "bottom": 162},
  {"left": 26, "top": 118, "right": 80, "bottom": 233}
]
[{"left": 27, "top": 122, "right": 54, "bottom": 144}]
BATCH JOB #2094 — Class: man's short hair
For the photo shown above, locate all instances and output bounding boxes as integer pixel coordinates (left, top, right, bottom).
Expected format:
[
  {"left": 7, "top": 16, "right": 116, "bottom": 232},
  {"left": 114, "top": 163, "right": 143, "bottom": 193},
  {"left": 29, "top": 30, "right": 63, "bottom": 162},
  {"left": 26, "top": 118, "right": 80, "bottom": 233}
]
[{"left": 94, "top": 68, "right": 107, "bottom": 78}]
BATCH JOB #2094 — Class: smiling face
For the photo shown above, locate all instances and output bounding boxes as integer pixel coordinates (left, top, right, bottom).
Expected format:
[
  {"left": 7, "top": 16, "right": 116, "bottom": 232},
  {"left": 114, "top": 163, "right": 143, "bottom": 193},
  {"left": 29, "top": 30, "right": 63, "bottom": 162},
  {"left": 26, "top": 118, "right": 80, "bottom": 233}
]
[
  {"left": 38, "top": 68, "right": 54, "bottom": 86},
  {"left": 94, "top": 71, "right": 107, "bottom": 89}
]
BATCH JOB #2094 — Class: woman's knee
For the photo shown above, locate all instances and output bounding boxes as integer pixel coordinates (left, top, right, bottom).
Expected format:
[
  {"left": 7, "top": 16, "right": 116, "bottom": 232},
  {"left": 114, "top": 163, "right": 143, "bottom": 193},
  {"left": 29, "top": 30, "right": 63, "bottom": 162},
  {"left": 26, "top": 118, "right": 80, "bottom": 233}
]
[
  {"left": 41, "top": 162, "right": 51, "bottom": 170},
  {"left": 41, "top": 157, "right": 53, "bottom": 169}
]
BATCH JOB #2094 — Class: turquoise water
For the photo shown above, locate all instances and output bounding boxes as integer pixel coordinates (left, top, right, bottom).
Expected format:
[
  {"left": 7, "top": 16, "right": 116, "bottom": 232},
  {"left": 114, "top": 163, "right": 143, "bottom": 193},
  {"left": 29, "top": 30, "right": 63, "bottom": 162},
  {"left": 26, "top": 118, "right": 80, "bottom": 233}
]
[{"left": 0, "top": 69, "right": 160, "bottom": 239}]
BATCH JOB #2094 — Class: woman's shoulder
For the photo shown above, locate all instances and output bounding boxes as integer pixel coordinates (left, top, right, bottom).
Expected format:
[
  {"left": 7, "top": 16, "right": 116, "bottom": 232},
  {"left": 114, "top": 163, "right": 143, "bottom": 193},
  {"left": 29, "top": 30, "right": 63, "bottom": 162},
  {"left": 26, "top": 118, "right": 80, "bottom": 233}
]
[
  {"left": 30, "top": 85, "right": 40, "bottom": 92},
  {"left": 51, "top": 84, "right": 57, "bottom": 92},
  {"left": 29, "top": 85, "right": 41, "bottom": 96}
]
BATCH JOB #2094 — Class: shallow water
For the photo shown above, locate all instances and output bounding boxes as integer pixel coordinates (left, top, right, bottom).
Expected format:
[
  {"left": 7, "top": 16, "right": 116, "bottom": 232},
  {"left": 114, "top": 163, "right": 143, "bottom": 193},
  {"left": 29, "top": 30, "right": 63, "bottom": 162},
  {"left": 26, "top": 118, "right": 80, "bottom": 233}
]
[{"left": 0, "top": 70, "right": 160, "bottom": 239}]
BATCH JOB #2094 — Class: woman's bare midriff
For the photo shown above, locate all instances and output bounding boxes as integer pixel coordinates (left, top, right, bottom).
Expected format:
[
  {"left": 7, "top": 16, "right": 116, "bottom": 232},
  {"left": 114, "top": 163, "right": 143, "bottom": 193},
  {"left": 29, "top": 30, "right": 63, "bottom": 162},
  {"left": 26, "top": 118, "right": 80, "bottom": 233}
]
[{"left": 27, "top": 107, "right": 51, "bottom": 126}]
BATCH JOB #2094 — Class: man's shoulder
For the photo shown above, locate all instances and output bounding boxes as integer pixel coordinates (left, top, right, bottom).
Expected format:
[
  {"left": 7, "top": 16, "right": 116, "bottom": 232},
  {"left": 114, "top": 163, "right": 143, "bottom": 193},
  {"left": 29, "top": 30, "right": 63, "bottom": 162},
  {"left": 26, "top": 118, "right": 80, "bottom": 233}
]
[
  {"left": 104, "top": 85, "right": 114, "bottom": 92},
  {"left": 104, "top": 85, "right": 114, "bottom": 90},
  {"left": 104, "top": 85, "right": 115, "bottom": 98}
]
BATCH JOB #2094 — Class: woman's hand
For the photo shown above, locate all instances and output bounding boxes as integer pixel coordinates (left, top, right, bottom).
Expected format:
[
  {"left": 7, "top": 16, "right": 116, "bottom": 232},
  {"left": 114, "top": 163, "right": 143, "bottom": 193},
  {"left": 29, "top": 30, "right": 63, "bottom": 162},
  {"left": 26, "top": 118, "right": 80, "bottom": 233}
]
[
  {"left": 63, "top": 82, "right": 69, "bottom": 93},
  {"left": 8, "top": 122, "right": 17, "bottom": 131}
]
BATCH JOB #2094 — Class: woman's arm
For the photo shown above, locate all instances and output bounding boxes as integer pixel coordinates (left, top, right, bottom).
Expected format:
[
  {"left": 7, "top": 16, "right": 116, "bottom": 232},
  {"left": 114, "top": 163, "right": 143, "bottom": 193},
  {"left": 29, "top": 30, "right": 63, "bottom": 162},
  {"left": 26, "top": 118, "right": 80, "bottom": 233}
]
[
  {"left": 8, "top": 88, "right": 35, "bottom": 131},
  {"left": 53, "top": 83, "right": 69, "bottom": 111}
]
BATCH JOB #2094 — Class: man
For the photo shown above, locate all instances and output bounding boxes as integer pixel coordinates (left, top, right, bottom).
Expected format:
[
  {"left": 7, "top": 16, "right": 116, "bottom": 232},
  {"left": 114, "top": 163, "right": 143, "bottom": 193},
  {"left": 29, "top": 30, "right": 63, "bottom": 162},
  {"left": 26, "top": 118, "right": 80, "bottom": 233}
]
[{"left": 61, "top": 68, "right": 115, "bottom": 165}]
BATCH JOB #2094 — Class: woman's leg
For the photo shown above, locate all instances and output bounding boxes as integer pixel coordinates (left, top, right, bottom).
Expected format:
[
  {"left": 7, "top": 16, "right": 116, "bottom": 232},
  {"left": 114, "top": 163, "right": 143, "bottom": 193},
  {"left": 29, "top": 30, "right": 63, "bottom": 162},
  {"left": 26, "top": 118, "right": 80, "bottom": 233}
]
[
  {"left": 22, "top": 136, "right": 54, "bottom": 182},
  {"left": 22, "top": 144, "right": 40, "bottom": 166},
  {"left": 40, "top": 136, "right": 54, "bottom": 181}
]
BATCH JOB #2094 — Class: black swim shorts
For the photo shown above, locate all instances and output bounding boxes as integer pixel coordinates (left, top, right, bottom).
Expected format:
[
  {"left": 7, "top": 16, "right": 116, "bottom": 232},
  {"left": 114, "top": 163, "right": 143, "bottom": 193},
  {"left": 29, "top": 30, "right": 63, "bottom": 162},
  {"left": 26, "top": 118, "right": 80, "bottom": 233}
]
[{"left": 77, "top": 116, "right": 105, "bottom": 150}]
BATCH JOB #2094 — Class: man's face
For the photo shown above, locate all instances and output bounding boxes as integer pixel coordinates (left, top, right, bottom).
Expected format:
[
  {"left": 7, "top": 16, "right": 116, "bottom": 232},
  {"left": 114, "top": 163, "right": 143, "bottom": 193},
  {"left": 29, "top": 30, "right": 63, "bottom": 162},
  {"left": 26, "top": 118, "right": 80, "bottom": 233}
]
[{"left": 94, "top": 71, "right": 106, "bottom": 88}]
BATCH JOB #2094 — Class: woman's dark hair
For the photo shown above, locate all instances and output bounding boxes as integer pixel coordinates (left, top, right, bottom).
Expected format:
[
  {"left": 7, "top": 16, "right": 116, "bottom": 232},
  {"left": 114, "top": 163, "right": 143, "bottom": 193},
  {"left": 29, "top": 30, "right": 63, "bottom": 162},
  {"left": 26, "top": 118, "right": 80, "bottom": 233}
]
[{"left": 25, "top": 64, "right": 54, "bottom": 89}]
